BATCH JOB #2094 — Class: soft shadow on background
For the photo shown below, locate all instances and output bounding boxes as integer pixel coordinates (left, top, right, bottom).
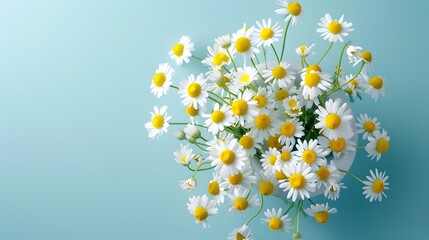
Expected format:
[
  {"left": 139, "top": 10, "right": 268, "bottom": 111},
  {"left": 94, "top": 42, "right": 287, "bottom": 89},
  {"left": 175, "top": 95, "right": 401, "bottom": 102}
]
[{"left": 1, "top": 0, "right": 428, "bottom": 239}]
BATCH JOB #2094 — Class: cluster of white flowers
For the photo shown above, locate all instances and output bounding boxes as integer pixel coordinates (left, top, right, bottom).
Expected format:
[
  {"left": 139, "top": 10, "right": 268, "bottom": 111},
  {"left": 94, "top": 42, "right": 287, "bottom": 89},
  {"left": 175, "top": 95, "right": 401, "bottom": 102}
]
[{"left": 145, "top": 1, "right": 391, "bottom": 239}]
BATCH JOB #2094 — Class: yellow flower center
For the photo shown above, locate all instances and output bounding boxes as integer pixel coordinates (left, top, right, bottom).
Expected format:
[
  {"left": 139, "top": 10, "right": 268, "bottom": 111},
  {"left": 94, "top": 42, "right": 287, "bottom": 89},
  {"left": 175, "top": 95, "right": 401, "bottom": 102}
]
[
  {"left": 232, "top": 99, "right": 249, "bottom": 116},
  {"left": 289, "top": 99, "right": 298, "bottom": 109},
  {"left": 306, "top": 64, "right": 322, "bottom": 73},
  {"left": 280, "top": 122, "right": 295, "bottom": 137},
  {"left": 369, "top": 76, "right": 383, "bottom": 89},
  {"left": 361, "top": 50, "right": 372, "bottom": 62},
  {"left": 328, "top": 21, "right": 342, "bottom": 34},
  {"left": 228, "top": 172, "right": 243, "bottom": 185},
  {"left": 349, "top": 79, "right": 358, "bottom": 88},
  {"left": 317, "top": 167, "right": 330, "bottom": 180},
  {"left": 253, "top": 95, "right": 268, "bottom": 108},
  {"left": 259, "top": 180, "right": 275, "bottom": 196},
  {"left": 211, "top": 110, "right": 225, "bottom": 123},
  {"left": 372, "top": 179, "right": 385, "bottom": 193},
  {"left": 314, "top": 211, "right": 329, "bottom": 224},
  {"left": 269, "top": 217, "right": 283, "bottom": 230},
  {"left": 299, "top": 45, "right": 307, "bottom": 54},
  {"left": 287, "top": 1, "right": 302, "bottom": 16},
  {"left": 223, "top": 76, "right": 231, "bottom": 83},
  {"left": 255, "top": 114, "right": 271, "bottom": 129},
  {"left": 260, "top": 28, "right": 274, "bottom": 40},
  {"left": 325, "top": 113, "right": 341, "bottom": 129},
  {"left": 275, "top": 89, "right": 289, "bottom": 101},
  {"left": 233, "top": 197, "right": 249, "bottom": 211},
  {"left": 329, "top": 137, "right": 346, "bottom": 152},
  {"left": 236, "top": 232, "right": 245, "bottom": 240},
  {"left": 239, "top": 135, "right": 254, "bottom": 149},
  {"left": 302, "top": 149, "right": 317, "bottom": 164},
  {"left": 235, "top": 37, "right": 251, "bottom": 53},
  {"left": 289, "top": 173, "right": 306, "bottom": 189},
  {"left": 208, "top": 181, "right": 220, "bottom": 196},
  {"left": 220, "top": 149, "right": 236, "bottom": 165},
  {"left": 363, "top": 121, "right": 376, "bottom": 133},
  {"left": 151, "top": 114, "right": 164, "bottom": 129},
  {"left": 304, "top": 72, "right": 320, "bottom": 87},
  {"left": 152, "top": 72, "right": 166, "bottom": 87},
  {"left": 185, "top": 106, "right": 199, "bottom": 117},
  {"left": 272, "top": 66, "right": 287, "bottom": 79},
  {"left": 268, "top": 155, "right": 277, "bottom": 165},
  {"left": 213, "top": 53, "right": 229, "bottom": 66},
  {"left": 240, "top": 74, "right": 251, "bottom": 84},
  {"left": 275, "top": 170, "right": 288, "bottom": 181},
  {"left": 376, "top": 138, "right": 390, "bottom": 154},
  {"left": 172, "top": 43, "right": 184, "bottom": 56},
  {"left": 187, "top": 83, "right": 202, "bottom": 98},
  {"left": 267, "top": 134, "right": 282, "bottom": 150},
  {"left": 281, "top": 151, "right": 291, "bottom": 162},
  {"left": 194, "top": 206, "right": 208, "bottom": 221}
]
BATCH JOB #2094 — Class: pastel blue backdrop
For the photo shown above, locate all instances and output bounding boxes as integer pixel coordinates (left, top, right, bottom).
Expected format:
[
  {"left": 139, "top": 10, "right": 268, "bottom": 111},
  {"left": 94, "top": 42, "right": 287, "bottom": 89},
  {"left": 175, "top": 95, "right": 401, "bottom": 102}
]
[{"left": 1, "top": 0, "right": 428, "bottom": 239}]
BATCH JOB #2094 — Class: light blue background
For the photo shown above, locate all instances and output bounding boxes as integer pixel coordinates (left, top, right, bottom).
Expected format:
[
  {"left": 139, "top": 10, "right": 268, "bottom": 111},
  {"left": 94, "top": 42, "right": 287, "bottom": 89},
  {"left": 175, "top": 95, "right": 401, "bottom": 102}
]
[{"left": 1, "top": 0, "right": 428, "bottom": 239}]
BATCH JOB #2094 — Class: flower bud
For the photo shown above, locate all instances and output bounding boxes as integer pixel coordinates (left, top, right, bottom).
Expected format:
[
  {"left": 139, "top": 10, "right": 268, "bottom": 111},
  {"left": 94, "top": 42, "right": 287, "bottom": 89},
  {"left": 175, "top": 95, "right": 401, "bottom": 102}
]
[
  {"left": 174, "top": 131, "right": 186, "bottom": 140},
  {"left": 292, "top": 232, "right": 302, "bottom": 240},
  {"left": 180, "top": 178, "right": 197, "bottom": 191},
  {"left": 184, "top": 124, "right": 201, "bottom": 140}
]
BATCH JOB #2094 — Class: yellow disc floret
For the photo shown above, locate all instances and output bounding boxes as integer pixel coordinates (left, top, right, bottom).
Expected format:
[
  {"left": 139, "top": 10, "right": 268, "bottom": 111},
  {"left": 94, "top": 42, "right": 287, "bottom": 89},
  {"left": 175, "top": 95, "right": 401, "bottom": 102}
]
[
  {"left": 269, "top": 217, "right": 283, "bottom": 230},
  {"left": 213, "top": 53, "right": 229, "bottom": 66},
  {"left": 255, "top": 114, "right": 271, "bottom": 129},
  {"left": 275, "top": 170, "right": 288, "bottom": 181},
  {"left": 233, "top": 197, "right": 249, "bottom": 211},
  {"left": 314, "top": 211, "right": 329, "bottom": 224},
  {"left": 361, "top": 50, "right": 372, "bottom": 63},
  {"left": 268, "top": 155, "right": 277, "bottom": 165},
  {"left": 211, "top": 110, "right": 225, "bottom": 123},
  {"left": 259, "top": 180, "right": 275, "bottom": 196},
  {"left": 236, "top": 37, "right": 251, "bottom": 53},
  {"left": 317, "top": 167, "right": 330, "bottom": 181},
  {"left": 152, "top": 72, "right": 166, "bottom": 87},
  {"left": 172, "top": 43, "right": 184, "bottom": 56},
  {"left": 376, "top": 138, "right": 389, "bottom": 154},
  {"left": 194, "top": 206, "right": 208, "bottom": 221},
  {"left": 239, "top": 135, "right": 254, "bottom": 149},
  {"left": 287, "top": 1, "right": 302, "bottom": 16},
  {"left": 302, "top": 150, "right": 316, "bottom": 164},
  {"left": 289, "top": 173, "right": 306, "bottom": 189},
  {"left": 304, "top": 72, "right": 321, "bottom": 87},
  {"left": 329, "top": 137, "right": 346, "bottom": 152},
  {"left": 208, "top": 181, "right": 220, "bottom": 196},
  {"left": 281, "top": 151, "right": 291, "bottom": 162},
  {"left": 260, "top": 28, "right": 274, "bottom": 40},
  {"left": 253, "top": 95, "right": 268, "bottom": 108},
  {"left": 325, "top": 113, "right": 341, "bottom": 129},
  {"left": 151, "top": 114, "right": 164, "bottom": 129},
  {"left": 185, "top": 106, "right": 199, "bottom": 117},
  {"left": 228, "top": 172, "right": 243, "bottom": 185},
  {"left": 280, "top": 122, "right": 295, "bottom": 137},
  {"left": 275, "top": 89, "right": 289, "bottom": 101},
  {"left": 187, "top": 83, "right": 202, "bottom": 98},
  {"left": 232, "top": 99, "right": 249, "bottom": 116},
  {"left": 272, "top": 66, "right": 287, "bottom": 79},
  {"left": 372, "top": 179, "right": 385, "bottom": 193},
  {"left": 306, "top": 64, "right": 322, "bottom": 73},
  {"left": 369, "top": 76, "right": 383, "bottom": 89},
  {"left": 328, "top": 21, "right": 342, "bottom": 34},
  {"left": 363, "top": 121, "right": 376, "bottom": 133},
  {"left": 220, "top": 149, "right": 236, "bottom": 165}
]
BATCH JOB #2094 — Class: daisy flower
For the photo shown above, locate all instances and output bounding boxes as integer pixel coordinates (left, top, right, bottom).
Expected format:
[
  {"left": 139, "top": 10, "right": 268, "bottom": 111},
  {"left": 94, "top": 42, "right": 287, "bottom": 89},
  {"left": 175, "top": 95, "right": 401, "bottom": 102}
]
[
  {"left": 207, "top": 172, "right": 226, "bottom": 204},
  {"left": 295, "top": 139, "right": 328, "bottom": 170},
  {"left": 261, "top": 147, "right": 281, "bottom": 176},
  {"left": 150, "top": 63, "right": 175, "bottom": 98},
  {"left": 203, "top": 103, "right": 235, "bottom": 135},
  {"left": 347, "top": 45, "right": 373, "bottom": 66},
  {"left": 179, "top": 73, "right": 209, "bottom": 109},
  {"left": 276, "top": 144, "right": 298, "bottom": 171},
  {"left": 228, "top": 187, "right": 259, "bottom": 213},
  {"left": 187, "top": 194, "right": 218, "bottom": 228},
  {"left": 365, "top": 129, "right": 390, "bottom": 161},
  {"left": 220, "top": 164, "right": 257, "bottom": 190},
  {"left": 356, "top": 113, "right": 381, "bottom": 140},
  {"left": 233, "top": 66, "right": 258, "bottom": 89},
  {"left": 257, "top": 171, "right": 278, "bottom": 196},
  {"left": 173, "top": 144, "right": 193, "bottom": 165},
  {"left": 317, "top": 14, "right": 354, "bottom": 42},
  {"left": 207, "top": 132, "right": 236, "bottom": 151},
  {"left": 245, "top": 109, "right": 282, "bottom": 142},
  {"left": 232, "top": 24, "right": 260, "bottom": 60},
  {"left": 304, "top": 203, "right": 337, "bottom": 224},
  {"left": 263, "top": 62, "right": 296, "bottom": 88},
  {"left": 315, "top": 98, "right": 353, "bottom": 140},
  {"left": 185, "top": 105, "right": 200, "bottom": 125},
  {"left": 209, "top": 138, "right": 247, "bottom": 177},
  {"left": 145, "top": 105, "right": 171, "bottom": 139},
  {"left": 300, "top": 70, "right": 332, "bottom": 100},
  {"left": 295, "top": 43, "right": 315, "bottom": 57},
  {"left": 266, "top": 134, "right": 283, "bottom": 150},
  {"left": 238, "top": 133, "right": 262, "bottom": 156},
  {"left": 269, "top": 84, "right": 297, "bottom": 109},
  {"left": 324, "top": 182, "right": 347, "bottom": 201},
  {"left": 340, "top": 74, "right": 363, "bottom": 97},
  {"left": 254, "top": 18, "right": 282, "bottom": 47},
  {"left": 231, "top": 89, "right": 258, "bottom": 126},
  {"left": 362, "top": 75, "right": 386, "bottom": 101},
  {"left": 261, "top": 208, "right": 291, "bottom": 232},
  {"left": 318, "top": 131, "right": 356, "bottom": 158},
  {"left": 252, "top": 87, "right": 275, "bottom": 111},
  {"left": 283, "top": 95, "right": 303, "bottom": 117},
  {"left": 169, "top": 35, "right": 195, "bottom": 65},
  {"left": 314, "top": 161, "right": 340, "bottom": 189},
  {"left": 278, "top": 117, "right": 305, "bottom": 145},
  {"left": 275, "top": 0, "right": 302, "bottom": 25},
  {"left": 363, "top": 169, "right": 389, "bottom": 202},
  {"left": 202, "top": 43, "right": 231, "bottom": 68},
  {"left": 180, "top": 178, "right": 197, "bottom": 191},
  {"left": 215, "top": 34, "right": 232, "bottom": 49},
  {"left": 228, "top": 225, "right": 253, "bottom": 240},
  {"left": 279, "top": 162, "right": 317, "bottom": 201}
]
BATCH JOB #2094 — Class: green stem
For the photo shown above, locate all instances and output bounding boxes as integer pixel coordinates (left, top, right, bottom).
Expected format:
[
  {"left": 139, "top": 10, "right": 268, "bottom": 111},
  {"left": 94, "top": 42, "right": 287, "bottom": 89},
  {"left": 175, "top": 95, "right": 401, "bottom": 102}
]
[
  {"left": 339, "top": 169, "right": 364, "bottom": 183},
  {"left": 171, "top": 85, "right": 179, "bottom": 90},
  {"left": 280, "top": 19, "right": 292, "bottom": 61},
  {"left": 227, "top": 48, "right": 237, "bottom": 71},
  {"left": 250, "top": 58, "right": 265, "bottom": 82},
  {"left": 170, "top": 122, "right": 207, "bottom": 129},
  {"left": 191, "top": 161, "right": 211, "bottom": 177},
  {"left": 263, "top": 46, "right": 268, "bottom": 68},
  {"left": 192, "top": 55, "right": 203, "bottom": 61},
  {"left": 271, "top": 44, "right": 280, "bottom": 63},
  {"left": 326, "top": 62, "right": 365, "bottom": 96},
  {"left": 317, "top": 42, "right": 334, "bottom": 65},
  {"left": 245, "top": 193, "right": 264, "bottom": 225},
  {"left": 253, "top": 52, "right": 261, "bottom": 64}
]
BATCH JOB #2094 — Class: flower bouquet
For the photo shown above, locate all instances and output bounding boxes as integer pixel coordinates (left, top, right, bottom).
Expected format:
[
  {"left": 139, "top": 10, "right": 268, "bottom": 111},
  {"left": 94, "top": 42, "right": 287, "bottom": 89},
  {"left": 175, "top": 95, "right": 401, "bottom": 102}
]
[{"left": 145, "top": 1, "right": 390, "bottom": 239}]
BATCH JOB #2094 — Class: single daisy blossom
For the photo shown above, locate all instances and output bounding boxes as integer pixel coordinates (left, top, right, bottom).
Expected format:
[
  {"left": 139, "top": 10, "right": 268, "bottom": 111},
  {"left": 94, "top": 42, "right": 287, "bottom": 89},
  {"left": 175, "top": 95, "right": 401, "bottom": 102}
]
[
  {"left": 261, "top": 147, "right": 281, "bottom": 176},
  {"left": 317, "top": 14, "right": 354, "bottom": 42},
  {"left": 365, "top": 129, "right": 390, "bottom": 161},
  {"left": 279, "top": 162, "right": 317, "bottom": 201},
  {"left": 300, "top": 70, "right": 332, "bottom": 100},
  {"left": 173, "top": 144, "right": 193, "bottom": 165},
  {"left": 324, "top": 182, "right": 347, "bottom": 201},
  {"left": 169, "top": 35, "right": 195, "bottom": 65},
  {"left": 145, "top": 105, "right": 171, "bottom": 139},
  {"left": 363, "top": 169, "right": 389, "bottom": 202},
  {"left": 318, "top": 131, "right": 356, "bottom": 158},
  {"left": 202, "top": 43, "right": 231, "bottom": 68},
  {"left": 362, "top": 75, "right": 386, "bottom": 101},
  {"left": 150, "top": 63, "right": 175, "bottom": 98},
  {"left": 252, "top": 87, "right": 275, "bottom": 111},
  {"left": 278, "top": 117, "right": 305, "bottom": 146},
  {"left": 228, "top": 225, "right": 253, "bottom": 240},
  {"left": 275, "top": 144, "right": 298, "bottom": 171},
  {"left": 340, "top": 74, "right": 364, "bottom": 97},
  {"left": 295, "top": 43, "right": 315, "bottom": 57},
  {"left": 275, "top": 0, "right": 303, "bottom": 25},
  {"left": 245, "top": 109, "right": 282, "bottom": 142},
  {"left": 231, "top": 89, "right": 258, "bottom": 126},
  {"left": 238, "top": 133, "right": 262, "bottom": 156},
  {"left": 207, "top": 172, "right": 227, "bottom": 204},
  {"left": 215, "top": 34, "right": 232, "bottom": 49},
  {"left": 257, "top": 170, "right": 278, "bottom": 196},
  {"left": 261, "top": 208, "right": 291, "bottom": 232},
  {"left": 187, "top": 194, "right": 218, "bottom": 228},
  {"left": 232, "top": 24, "right": 260, "bottom": 60},
  {"left": 356, "top": 113, "right": 381, "bottom": 140},
  {"left": 220, "top": 164, "right": 257, "bottom": 190},
  {"left": 179, "top": 73, "right": 209, "bottom": 109},
  {"left": 304, "top": 203, "right": 337, "bottom": 224},
  {"left": 314, "top": 161, "right": 340, "bottom": 189},
  {"left": 209, "top": 139, "right": 247, "bottom": 177},
  {"left": 315, "top": 98, "right": 353, "bottom": 140},
  {"left": 263, "top": 62, "right": 296, "bottom": 88},
  {"left": 347, "top": 45, "right": 373, "bottom": 66},
  {"left": 283, "top": 95, "right": 303, "bottom": 117},
  {"left": 233, "top": 66, "right": 259, "bottom": 89},
  {"left": 203, "top": 103, "right": 235, "bottom": 135},
  {"left": 295, "top": 139, "right": 328, "bottom": 170},
  {"left": 228, "top": 187, "right": 259, "bottom": 213},
  {"left": 180, "top": 178, "right": 197, "bottom": 191},
  {"left": 254, "top": 18, "right": 282, "bottom": 47}
]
